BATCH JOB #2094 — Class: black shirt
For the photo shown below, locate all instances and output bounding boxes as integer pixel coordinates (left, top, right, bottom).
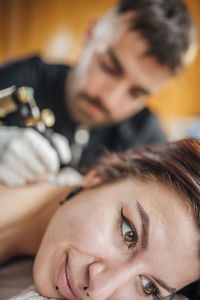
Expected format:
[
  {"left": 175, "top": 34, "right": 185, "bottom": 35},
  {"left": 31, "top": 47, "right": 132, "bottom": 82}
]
[{"left": 0, "top": 56, "right": 166, "bottom": 169}]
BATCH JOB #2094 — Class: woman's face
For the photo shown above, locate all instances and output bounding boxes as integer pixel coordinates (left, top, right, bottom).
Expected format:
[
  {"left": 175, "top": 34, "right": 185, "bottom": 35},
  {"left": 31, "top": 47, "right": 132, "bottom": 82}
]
[{"left": 34, "top": 179, "right": 200, "bottom": 300}]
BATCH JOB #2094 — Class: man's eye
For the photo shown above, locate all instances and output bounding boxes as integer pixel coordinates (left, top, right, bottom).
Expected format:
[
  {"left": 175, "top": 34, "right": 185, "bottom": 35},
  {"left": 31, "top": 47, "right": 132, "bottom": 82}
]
[
  {"left": 121, "top": 208, "right": 138, "bottom": 248},
  {"left": 98, "top": 59, "right": 119, "bottom": 76},
  {"left": 130, "top": 90, "right": 142, "bottom": 99},
  {"left": 141, "top": 276, "right": 159, "bottom": 299}
]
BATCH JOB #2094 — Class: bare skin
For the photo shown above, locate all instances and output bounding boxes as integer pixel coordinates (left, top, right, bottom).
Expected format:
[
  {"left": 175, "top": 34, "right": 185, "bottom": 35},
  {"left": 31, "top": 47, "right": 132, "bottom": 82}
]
[
  {"left": 0, "top": 169, "right": 199, "bottom": 300},
  {"left": 67, "top": 12, "right": 172, "bottom": 128},
  {"left": 0, "top": 182, "right": 69, "bottom": 263},
  {"left": 0, "top": 175, "right": 198, "bottom": 300},
  {"left": 0, "top": 170, "right": 96, "bottom": 263},
  {"left": 33, "top": 179, "right": 199, "bottom": 300}
]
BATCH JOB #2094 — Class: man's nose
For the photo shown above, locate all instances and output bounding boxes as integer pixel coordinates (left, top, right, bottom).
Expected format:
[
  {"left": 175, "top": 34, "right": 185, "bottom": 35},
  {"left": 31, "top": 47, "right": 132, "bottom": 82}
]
[
  {"left": 99, "top": 81, "right": 128, "bottom": 112},
  {"left": 87, "top": 260, "right": 140, "bottom": 300}
]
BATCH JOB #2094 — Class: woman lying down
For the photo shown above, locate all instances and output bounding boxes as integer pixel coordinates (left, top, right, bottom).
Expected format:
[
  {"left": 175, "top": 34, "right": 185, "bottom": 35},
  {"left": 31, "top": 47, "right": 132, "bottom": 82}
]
[{"left": 0, "top": 139, "right": 199, "bottom": 300}]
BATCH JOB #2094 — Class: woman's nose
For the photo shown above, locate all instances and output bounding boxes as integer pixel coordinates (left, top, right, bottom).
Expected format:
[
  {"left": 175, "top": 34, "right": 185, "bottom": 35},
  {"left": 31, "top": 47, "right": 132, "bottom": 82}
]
[{"left": 86, "top": 261, "right": 137, "bottom": 300}]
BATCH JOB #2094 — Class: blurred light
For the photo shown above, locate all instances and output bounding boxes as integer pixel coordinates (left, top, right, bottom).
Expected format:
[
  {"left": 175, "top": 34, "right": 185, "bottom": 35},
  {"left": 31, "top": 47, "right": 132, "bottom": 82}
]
[
  {"left": 75, "top": 127, "right": 90, "bottom": 146},
  {"left": 42, "top": 30, "right": 75, "bottom": 63}
]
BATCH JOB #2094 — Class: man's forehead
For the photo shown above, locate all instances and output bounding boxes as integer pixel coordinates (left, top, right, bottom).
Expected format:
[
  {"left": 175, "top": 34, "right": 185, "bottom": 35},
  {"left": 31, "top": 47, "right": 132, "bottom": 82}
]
[
  {"left": 110, "top": 10, "right": 136, "bottom": 30},
  {"left": 93, "top": 10, "right": 136, "bottom": 47}
]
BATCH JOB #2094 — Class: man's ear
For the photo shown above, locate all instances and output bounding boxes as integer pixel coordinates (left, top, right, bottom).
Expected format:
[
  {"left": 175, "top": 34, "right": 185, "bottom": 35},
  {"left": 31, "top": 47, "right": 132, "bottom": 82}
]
[
  {"left": 83, "top": 19, "right": 99, "bottom": 45},
  {"left": 81, "top": 170, "right": 102, "bottom": 188}
]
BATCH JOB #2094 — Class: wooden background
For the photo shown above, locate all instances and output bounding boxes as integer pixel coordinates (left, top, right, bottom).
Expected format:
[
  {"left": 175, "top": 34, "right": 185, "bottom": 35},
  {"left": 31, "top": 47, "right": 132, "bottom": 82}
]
[{"left": 0, "top": 0, "right": 199, "bottom": 118}]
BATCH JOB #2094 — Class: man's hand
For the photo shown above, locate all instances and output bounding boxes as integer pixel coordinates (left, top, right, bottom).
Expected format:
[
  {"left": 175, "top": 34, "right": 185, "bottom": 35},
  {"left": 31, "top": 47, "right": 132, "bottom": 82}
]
[{"left": 0, "top": 126, "right": 72, "bottom": 186}]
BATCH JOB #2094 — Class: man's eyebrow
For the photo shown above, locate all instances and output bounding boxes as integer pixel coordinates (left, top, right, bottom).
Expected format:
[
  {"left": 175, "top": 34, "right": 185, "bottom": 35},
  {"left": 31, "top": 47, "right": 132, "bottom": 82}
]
[
  {"left": 152, "top": 276, "right": 177, "bottom": 295},
  {"left": 137, "top": 201, "right": 149, "bottom": 250},
  {"left": 130, "top": 86, "right": 151, "bottom": 96},
  {"left": 108, "top": 48, "right": 124, "bottom": 74},
  {"left": 108, "top": 49, "right": 151, "bottom": 96}
]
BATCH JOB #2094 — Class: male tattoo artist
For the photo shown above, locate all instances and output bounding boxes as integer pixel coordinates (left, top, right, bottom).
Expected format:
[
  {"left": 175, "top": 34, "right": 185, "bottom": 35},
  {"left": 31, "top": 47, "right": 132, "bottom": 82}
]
[{"left": 0, "top": 0, "right": 197, "bottom": 186}]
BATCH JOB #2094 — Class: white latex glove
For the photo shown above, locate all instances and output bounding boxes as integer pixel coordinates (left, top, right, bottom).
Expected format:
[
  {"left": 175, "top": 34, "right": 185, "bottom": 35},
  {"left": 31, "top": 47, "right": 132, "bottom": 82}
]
[
  {"left": 0, "top": 126, "right": 72, "bottom": 186},
  {"left": 47, "top": 167, "right": 83, "bottom": 186}
]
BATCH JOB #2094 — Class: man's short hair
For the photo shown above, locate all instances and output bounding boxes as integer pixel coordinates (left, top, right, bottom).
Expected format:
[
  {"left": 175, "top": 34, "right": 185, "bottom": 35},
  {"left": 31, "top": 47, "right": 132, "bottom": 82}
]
[{"left": 117, "top": 0, "right": 198, "bottom": 73}]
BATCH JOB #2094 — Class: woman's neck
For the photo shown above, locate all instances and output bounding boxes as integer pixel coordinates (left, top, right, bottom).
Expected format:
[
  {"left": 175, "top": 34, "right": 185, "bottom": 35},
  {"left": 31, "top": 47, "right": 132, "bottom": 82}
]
[{"left": 0, "top": 182, "right": 70, "bottom": 263}]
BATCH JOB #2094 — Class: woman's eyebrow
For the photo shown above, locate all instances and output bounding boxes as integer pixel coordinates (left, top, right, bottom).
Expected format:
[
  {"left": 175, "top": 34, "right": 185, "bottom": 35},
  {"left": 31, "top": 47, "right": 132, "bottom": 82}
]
[
  {"left": 136, "top": 201, "right": 149, "bottom": 250},
  {"left": 136, "top": 202, "right": 177, "bottom": 295},
  {"left": 107, "top": 48, "right": 151, "bottom": 95}
]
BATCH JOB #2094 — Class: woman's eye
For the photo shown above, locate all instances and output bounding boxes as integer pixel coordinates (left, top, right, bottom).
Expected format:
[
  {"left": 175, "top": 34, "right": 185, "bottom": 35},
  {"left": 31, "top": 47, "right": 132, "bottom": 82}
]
[
  {"left": 141, "top": 276, "right": 159, "bottom": 298},
  {"left": 121, "top": 208, "right": 138, "bottom": 248}
]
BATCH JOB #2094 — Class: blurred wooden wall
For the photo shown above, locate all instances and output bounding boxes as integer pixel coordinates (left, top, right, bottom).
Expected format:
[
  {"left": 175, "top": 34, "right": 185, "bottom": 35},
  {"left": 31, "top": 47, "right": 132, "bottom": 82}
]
[
  {"left": 0, "top": 0, "right": 117, "bottom": 63},
  {"left": 0, "top": 0, "right": 199, "bottom": 117}
]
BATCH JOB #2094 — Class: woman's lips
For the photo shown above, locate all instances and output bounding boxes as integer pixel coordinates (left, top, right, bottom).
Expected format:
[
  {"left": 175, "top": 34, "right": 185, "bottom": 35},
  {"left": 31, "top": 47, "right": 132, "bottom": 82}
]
[{"left": 57, "top": 255, "right": 81, "bottom": 300}]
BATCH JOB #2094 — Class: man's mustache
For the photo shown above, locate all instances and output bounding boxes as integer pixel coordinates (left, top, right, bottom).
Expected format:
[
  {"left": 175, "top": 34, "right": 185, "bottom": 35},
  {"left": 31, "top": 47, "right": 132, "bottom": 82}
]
[{"left": 79, "top": 93, "right": 110, "bottom": 116}]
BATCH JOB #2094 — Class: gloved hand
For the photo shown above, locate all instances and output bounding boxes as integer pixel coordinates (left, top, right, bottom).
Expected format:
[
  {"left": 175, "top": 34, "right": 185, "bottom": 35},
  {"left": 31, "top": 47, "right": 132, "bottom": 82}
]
[
  {"left": 47, "top": 167, "right": 83, "bottom": 186},
  {"left": 0, "top": 126, "right": 72, "bottom": 186}
]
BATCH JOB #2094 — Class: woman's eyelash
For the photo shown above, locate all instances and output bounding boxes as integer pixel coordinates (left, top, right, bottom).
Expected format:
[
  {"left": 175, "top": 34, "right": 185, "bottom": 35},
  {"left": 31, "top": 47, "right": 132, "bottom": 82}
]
[
  {"left": 120, "top": 211, "right": 161, "bottom": 299},
  {"left": 153, "top": 295, "right": 160, "bottom": 300},
  {"left": 151, "top": 288, "right": 160, "bottom": 300},
  {"left": 140, "top": 276, "right": 160, "bottom": 300},
  {"left": 120, "top": 208, "right": 138, "bottom": 248}
]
